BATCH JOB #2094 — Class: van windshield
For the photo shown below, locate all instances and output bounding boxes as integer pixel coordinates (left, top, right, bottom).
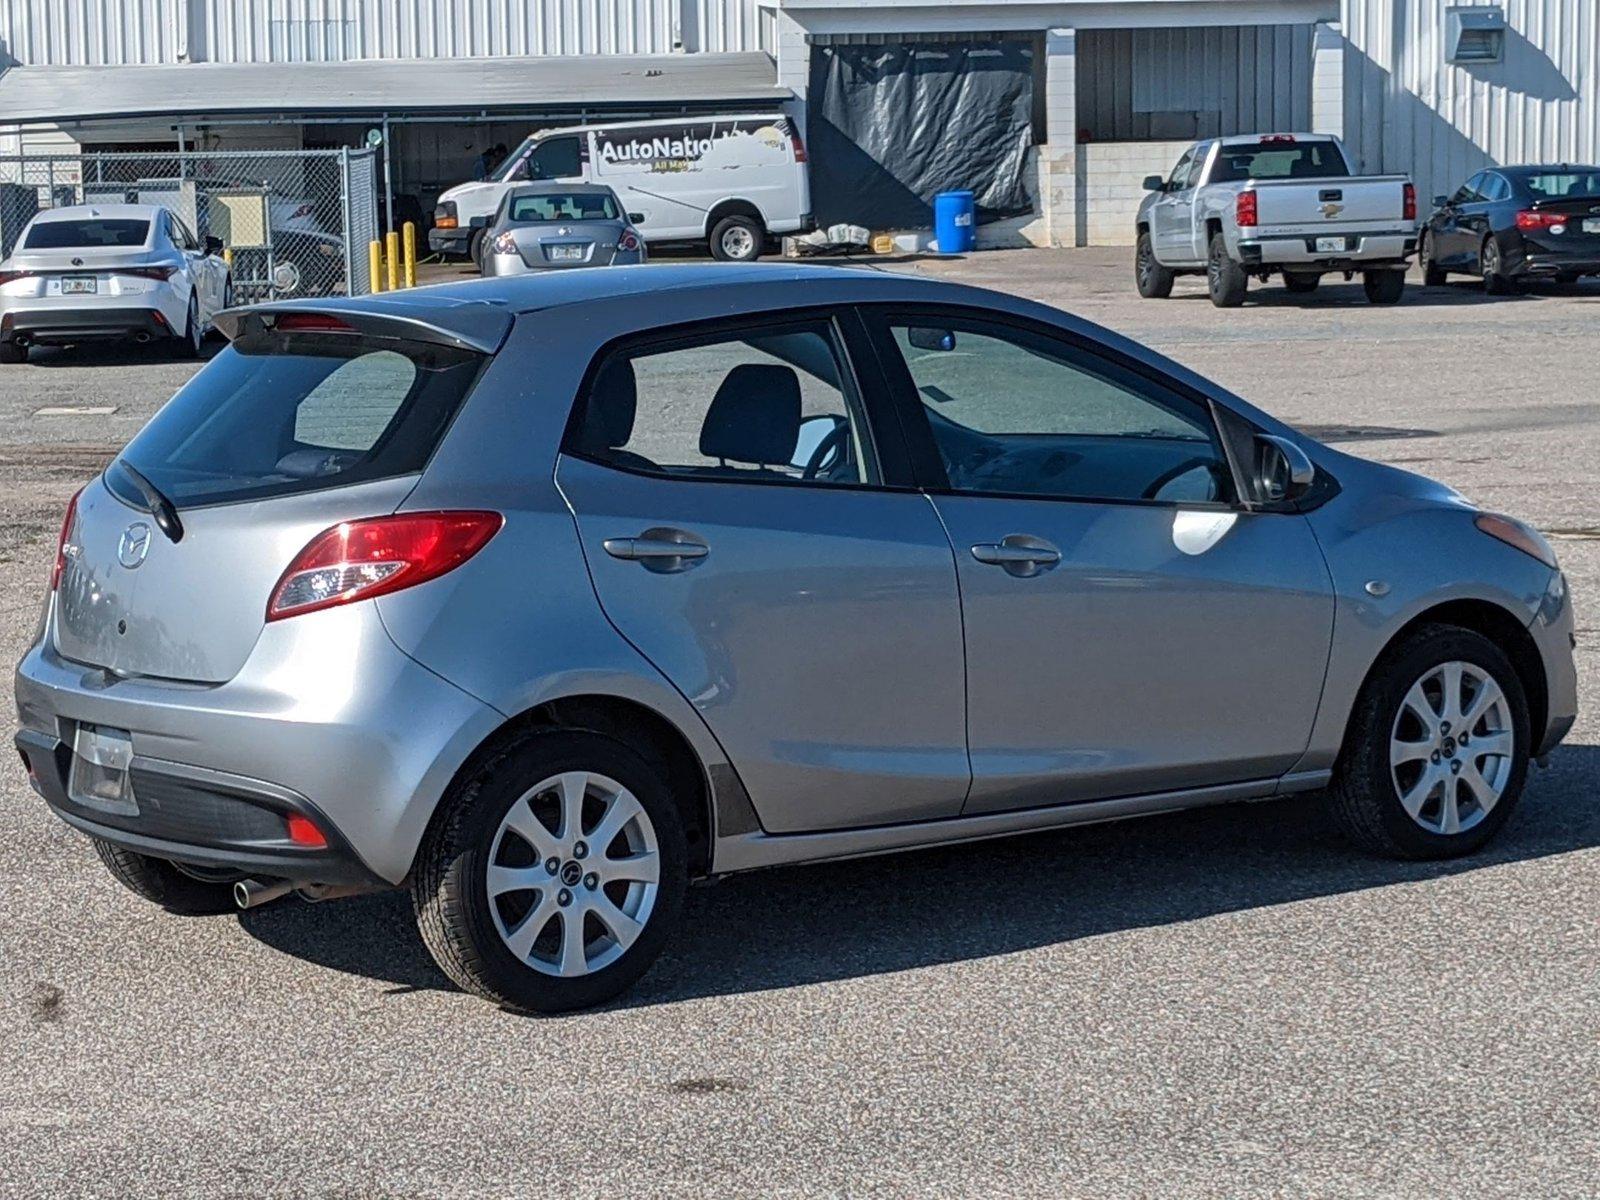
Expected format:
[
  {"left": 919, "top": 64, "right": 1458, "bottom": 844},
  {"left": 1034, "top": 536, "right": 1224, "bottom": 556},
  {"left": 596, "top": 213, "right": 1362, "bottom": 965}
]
[{"left": 105, "top": 331, "right": 484, "bottom": 509}]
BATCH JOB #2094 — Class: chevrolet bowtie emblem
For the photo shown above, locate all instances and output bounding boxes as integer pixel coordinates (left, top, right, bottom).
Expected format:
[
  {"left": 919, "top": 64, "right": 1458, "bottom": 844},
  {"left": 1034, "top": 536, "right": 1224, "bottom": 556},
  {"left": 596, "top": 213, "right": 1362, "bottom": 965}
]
[{"left": 1321, "top": 202, "right": 1344, "bottom": 219}]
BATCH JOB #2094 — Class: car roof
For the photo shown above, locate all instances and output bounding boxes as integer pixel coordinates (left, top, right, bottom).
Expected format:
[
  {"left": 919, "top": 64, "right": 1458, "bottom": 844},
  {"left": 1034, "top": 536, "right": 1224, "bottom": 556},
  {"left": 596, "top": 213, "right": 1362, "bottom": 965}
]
[
  {"left": 1496, "top": 163, "right": 1600, "bottom": 176},
  {"left": 31, "top": 203, "right": 163, "bottom": 222}
]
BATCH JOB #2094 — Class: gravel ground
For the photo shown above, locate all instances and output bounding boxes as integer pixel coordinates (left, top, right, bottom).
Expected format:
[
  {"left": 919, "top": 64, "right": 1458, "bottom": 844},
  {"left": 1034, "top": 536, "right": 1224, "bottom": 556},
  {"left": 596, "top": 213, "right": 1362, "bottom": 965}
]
[{"left": 1, "top": 250, "right": 1596, "bottom": 1199}]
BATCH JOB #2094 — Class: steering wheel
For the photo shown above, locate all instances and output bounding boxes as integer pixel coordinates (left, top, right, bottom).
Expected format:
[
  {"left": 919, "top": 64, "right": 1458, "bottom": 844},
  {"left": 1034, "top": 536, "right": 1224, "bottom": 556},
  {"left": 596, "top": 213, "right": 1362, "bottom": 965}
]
[
  {"left": 801, "top": 420, "right": 851, "bottom": 481},
  {"left": 1141, "top": 456, "right": 1217, "bottom": 501}
]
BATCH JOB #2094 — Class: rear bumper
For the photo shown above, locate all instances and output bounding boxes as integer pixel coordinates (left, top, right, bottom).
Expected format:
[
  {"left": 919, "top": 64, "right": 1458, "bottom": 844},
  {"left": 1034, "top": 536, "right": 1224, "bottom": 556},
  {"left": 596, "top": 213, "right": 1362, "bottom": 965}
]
[
  {"left": 484, "top": 250, "right": 643, "bottom": 275},
  {"left": 1238, "top": 232, "right": 1416, "bottom": 269},
  {"left": 2, "top": 305, "right": 174, "bottom": 345},
  {"left": 427, "top": 226, "right": 473, "bottom": 255},
  {"left": 1514, "top": 253, "right": 1600, "bottom": 277}
]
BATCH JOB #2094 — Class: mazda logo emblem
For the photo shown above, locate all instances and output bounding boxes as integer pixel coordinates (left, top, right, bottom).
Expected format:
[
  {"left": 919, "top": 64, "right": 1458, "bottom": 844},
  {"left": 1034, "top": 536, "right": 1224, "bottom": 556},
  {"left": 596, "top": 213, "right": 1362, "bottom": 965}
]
[{"left": 118, "top": 522, "right": 152, "bottom": 569}]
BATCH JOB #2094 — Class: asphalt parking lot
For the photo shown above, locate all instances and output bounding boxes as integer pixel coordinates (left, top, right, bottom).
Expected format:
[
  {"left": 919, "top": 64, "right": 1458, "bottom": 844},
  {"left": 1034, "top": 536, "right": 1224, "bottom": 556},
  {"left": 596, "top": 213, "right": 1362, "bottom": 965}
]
[{"left": 2, "top": 249, "right": 1597, "bottom": 1198}]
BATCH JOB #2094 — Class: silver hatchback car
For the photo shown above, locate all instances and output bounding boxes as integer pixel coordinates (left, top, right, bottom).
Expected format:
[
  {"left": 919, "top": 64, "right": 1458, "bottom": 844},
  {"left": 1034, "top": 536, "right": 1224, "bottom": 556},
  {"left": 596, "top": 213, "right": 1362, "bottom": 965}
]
[{"left": 14, "top": 266, "right": 1577, "bottom": 1011}]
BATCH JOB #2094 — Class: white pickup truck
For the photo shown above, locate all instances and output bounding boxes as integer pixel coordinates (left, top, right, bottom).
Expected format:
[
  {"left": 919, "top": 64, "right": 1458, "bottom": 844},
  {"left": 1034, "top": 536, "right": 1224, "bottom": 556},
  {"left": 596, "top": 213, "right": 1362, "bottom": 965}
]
[{"left": 1134, "top": 134, "right": 1418, "bottom": 306}]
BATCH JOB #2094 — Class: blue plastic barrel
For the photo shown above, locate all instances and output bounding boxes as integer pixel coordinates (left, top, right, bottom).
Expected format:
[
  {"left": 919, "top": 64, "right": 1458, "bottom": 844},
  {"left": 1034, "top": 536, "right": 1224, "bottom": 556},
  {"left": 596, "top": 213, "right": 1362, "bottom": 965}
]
[{"left": 933, "top": 190, "right": 975, "bottom": 254}]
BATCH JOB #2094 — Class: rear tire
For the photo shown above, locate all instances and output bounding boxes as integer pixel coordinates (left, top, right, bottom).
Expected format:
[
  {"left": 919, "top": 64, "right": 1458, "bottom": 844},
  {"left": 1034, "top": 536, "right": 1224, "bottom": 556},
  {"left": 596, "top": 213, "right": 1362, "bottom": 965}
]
[
  {"left": 411, "top": 729, "right": 688, "bottom": 1012},
  {"left": 1362, "top": 270, "right": 1406, "bottom": 304},
  {"left": 1206, "top": 233, "right": 1248, "bottom": 307},
  {"left": 174, "top": 293, "right": 202, "bottom": 358},
  {"left": 709, "top": 214, "right": 764, "bottom": 262},
  {"left": 1420, "top": 231, "right": 1447, "bottom": 286},
  {"left": 0, "top": 342, "right": 26, "bottom": 365},
  {"left": 1135, "top": 231, "right": 1175, "bottom": 298},
  {"left": 93, "top": 840, "right": 240, "bottom": 915},
  {"left": 1481, "top": 236, "right": 1513, "bottom": 295},
  {"left": 1330, "top": 625, "right": 1529, "bottom": 860},
  {"left": 1283, "top": 273, "right": 1321, "bottom": 294}
]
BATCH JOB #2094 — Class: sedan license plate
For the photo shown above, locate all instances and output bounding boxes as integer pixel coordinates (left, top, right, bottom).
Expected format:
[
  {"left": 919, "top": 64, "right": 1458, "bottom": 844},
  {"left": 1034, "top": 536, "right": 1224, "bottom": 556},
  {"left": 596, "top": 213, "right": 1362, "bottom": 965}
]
[
  {"left": 1584, "top": 219, "right": 1600, "bottom": 235},
  {"left": 68, "top": 725, "right": 138, "bottom": 816},
  {"left": 1315, "top": 236, "right": 1346, "bottom": 254},
  {"left": 61, "top": 276, "right": 98, "bottom": 295},
  {"left": 547, "top": 244, "right": 587, "bottom": 262}
]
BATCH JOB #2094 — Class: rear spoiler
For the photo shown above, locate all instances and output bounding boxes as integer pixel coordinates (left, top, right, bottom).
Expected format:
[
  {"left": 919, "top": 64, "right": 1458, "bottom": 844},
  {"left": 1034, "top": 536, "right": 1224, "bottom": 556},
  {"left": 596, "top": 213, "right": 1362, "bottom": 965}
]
[{"left": 215, "top": 297, "right": 512, "bottom": 355}]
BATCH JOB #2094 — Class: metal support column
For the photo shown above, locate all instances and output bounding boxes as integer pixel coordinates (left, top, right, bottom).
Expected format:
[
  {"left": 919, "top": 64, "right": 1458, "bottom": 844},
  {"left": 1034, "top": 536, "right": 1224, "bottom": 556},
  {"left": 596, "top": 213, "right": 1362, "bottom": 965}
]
[
  {"left": 381, "top": 114, "right": 394, "bottom": 233},
  {"left": 339, "top": 146, "right": 356, "bottom": 295}
]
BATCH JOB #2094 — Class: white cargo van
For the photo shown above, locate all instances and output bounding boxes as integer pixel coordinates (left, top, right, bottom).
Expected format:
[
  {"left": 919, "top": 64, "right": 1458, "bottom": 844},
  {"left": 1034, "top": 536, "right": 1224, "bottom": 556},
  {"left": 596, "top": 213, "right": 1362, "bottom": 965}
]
[{"left": 430, "top": 113, "right": 811, "bottom": 265}]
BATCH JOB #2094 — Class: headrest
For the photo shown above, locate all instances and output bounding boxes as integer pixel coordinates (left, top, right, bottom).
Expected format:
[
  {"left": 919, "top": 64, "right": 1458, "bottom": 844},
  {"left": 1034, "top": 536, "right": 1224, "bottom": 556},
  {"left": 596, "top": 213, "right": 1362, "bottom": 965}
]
[
  {"left": 586, "top": 357, "right": 637, "bottom": 450},
  {"left": 698, "top": 364, "right": 802, "bottom": 466}
]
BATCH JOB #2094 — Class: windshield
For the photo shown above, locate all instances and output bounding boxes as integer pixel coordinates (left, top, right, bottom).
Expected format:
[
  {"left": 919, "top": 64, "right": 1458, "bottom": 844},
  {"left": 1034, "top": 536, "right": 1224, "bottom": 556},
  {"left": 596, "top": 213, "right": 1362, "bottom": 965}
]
[
  {"left": 106, "top": 332, "right": 484, "bottom": 509},
  {"left": 1210, "top": 141, "right": 1349, "bottom": 183},
  {"left": 25, "top": 218, "right": 150, "bottom": 249},
  {"left": 507, "top": 192, "right": 619, "bottom": 223},
  {"left": 1523, "top": 171, "right": 1600, "bottom": 201}
]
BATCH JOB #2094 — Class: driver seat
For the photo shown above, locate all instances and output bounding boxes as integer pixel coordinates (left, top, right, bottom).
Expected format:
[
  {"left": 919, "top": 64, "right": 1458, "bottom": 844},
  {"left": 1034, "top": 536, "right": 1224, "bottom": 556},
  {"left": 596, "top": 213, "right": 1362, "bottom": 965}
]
[{"left": 697, "top": 364, "right": 801, "bottom": 476}]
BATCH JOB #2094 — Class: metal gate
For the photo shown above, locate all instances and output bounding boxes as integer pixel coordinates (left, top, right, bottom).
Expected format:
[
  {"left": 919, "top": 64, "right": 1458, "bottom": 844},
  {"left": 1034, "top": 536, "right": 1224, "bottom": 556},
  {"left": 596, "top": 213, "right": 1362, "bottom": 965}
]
[{"left": 0, "top": 148, "right": 380, "bottom": 299}]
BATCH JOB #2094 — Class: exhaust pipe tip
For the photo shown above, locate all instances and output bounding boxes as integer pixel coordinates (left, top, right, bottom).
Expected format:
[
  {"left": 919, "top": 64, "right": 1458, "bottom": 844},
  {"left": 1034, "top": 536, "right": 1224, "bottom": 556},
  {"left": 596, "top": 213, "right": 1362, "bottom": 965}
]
[
  {"left": 234, "top": 878, "right": 294, "bottom": 910},
  {"left": 133, "top": 331, "right": 152, "bottom": 344}
]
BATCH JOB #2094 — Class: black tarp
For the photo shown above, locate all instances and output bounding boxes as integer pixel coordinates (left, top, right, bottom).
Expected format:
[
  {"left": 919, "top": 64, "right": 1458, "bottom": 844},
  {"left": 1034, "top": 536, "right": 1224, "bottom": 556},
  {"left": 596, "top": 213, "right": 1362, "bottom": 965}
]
[{"left": 807, "top": 41, "right": 1035, "bottom": 231}]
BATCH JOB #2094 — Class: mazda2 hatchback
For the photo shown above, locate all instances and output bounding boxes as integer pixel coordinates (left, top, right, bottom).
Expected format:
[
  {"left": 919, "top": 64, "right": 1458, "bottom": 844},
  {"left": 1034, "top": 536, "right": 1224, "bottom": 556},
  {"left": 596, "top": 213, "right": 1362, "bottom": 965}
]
[{"left": 14, "top": 266, "right": 1577, "bottom": 1012}]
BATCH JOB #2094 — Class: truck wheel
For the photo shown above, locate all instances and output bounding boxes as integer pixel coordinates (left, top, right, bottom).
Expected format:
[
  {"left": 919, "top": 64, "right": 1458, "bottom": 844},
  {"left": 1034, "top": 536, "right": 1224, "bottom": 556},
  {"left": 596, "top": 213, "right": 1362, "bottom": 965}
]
[
  {"left": 411, "top": 729, "right": 689, "bottom": 1013},
  {"left": 1362, "top": 270, "right": 1406, "bottom": 305},
  {"left": 93, "top": 839, "right": 241, "bottom": 915},
  {"left": 1206, "top": 233, "right": 1247, "bottom": 307},
  {"left": 0, "top": 342, "right": 26, "bottom": 365},
  {"left": 1134, "top": 231, "right": 1175, "bottom": 298},
  {"left": 1420, "top": 232, "right": 1447, "bottom": 286},
  {"left": 1480, "top": 237, "right": 1513, "bottom": 295},
  {"left": 710, "top": 214, "right": 764, "bottom": 262},
  {"left": 1283, "top": 274, "right": 1321, "bottom": 293}
]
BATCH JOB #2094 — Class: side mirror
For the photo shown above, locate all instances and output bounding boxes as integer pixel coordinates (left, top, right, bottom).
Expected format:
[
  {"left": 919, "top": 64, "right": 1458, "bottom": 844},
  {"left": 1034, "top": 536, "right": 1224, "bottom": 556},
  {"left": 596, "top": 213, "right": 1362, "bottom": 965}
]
[
  {"left": 1142, "top": 175, "right": 1166, "bottom": 193},
  {"left": 906, "top": 326, "right": 956, "bottom": 352},
  {"left": 1255, "top": 434, "right": 1316, "bottom": 505},
  {"left": 628, "top": 211, "right": 646, "bottom": 224},
  {"left": 791, "top": 413, "right": 845, "bottom": 472},
  {"left": 204, "top": 235, "right": 224, "bottom": 256},
  {"left": 1432, "top": 194, "right": 1449, "bottom": 209}
]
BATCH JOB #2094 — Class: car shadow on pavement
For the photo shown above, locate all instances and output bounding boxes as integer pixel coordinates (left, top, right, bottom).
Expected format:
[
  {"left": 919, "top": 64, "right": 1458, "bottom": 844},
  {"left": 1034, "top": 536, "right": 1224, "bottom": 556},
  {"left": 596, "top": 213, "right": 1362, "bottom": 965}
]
[
  {"left": 22, "top": 339, "right": 222, "bottom": 368},
  {"left": 238, "top": 742, "right": 1600, "bottom": 1008}
]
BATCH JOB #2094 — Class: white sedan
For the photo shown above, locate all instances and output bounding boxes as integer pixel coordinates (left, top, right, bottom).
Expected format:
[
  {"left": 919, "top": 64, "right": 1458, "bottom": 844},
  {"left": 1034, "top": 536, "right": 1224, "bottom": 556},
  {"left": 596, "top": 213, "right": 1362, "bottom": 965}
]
[{"left": 0, "top": 203, "right": 231, "bottom": 363}]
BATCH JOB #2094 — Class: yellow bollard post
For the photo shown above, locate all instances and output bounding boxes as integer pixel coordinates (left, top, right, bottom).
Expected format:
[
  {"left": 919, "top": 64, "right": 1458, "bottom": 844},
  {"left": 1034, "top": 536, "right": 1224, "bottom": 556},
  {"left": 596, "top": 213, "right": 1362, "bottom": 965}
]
[
  {"left": 402, "top": 222, "right": 418, "bottom": 289},
  {"left": 385, "top": 230, "right": 400, "bottom": 293},
  {"left": 222, "top": 247, "right": 233, "bottom": 270},
  {"left": 368, "top": 240, "right": 384, "bottom": 293}
]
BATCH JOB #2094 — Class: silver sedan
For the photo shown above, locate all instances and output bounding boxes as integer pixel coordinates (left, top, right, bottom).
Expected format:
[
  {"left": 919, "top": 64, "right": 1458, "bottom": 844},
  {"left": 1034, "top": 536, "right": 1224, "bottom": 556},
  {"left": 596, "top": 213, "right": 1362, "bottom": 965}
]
[{"left": 480, "top": 183, "right": 646, "bottom": 276}]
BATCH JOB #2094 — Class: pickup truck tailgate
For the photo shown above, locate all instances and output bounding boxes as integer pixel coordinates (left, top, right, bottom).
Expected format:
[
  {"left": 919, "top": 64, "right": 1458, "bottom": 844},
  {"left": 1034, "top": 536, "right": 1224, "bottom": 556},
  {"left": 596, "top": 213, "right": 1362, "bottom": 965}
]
[{"left": 1255, "top": 176, "right": 1410, "bottom": 232}]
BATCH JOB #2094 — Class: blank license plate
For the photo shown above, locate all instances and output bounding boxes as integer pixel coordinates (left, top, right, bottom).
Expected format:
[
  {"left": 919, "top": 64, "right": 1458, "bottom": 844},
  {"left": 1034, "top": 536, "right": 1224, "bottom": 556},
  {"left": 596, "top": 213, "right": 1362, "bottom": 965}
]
[
  {"left": 547, "top": 244, "right": 587, "bottom": 262},
  {"left": 1584, "top": 219, "right": 1600, "bottom": 234},
  {"left": 68, "top": 725, "right": 137, "bottom": 815},
  {"left": 61, "top": 276, "right": 98, "bottom": 295},
  {"left": 1315, "top": 237, "right": 1346, "bottom": 253}
]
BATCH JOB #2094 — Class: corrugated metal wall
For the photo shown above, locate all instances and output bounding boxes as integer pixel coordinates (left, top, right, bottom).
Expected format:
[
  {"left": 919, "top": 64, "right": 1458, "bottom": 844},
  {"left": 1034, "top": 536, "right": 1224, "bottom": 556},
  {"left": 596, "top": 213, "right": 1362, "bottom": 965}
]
[
  {"left": 1079, "top": 25, "right": 1314, "bottom": 141},
  {"left": 1342, "top": 0, "right": 1600, "bottom": 203},
  {"left": 0, "top": 0, "right": 769, "bottom": 66}
]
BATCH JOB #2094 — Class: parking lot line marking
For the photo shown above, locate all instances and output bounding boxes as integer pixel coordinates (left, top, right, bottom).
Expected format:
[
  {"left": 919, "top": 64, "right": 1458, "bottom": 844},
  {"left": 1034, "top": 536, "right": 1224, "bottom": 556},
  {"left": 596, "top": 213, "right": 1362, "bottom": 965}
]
[{"left": 32, "top": 406, "right": 118, "bottom": 416}]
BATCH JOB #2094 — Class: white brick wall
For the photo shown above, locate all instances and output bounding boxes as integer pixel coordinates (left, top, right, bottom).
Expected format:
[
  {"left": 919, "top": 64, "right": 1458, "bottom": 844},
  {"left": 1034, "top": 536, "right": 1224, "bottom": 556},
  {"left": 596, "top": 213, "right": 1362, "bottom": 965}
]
[{"left": 1081, "top": 140, "right": 1191, "bottom": 246}]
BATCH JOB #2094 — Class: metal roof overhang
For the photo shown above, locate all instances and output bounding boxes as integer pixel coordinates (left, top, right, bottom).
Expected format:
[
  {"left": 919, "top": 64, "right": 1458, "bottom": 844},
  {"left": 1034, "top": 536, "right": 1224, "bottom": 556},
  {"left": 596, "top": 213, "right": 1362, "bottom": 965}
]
[{"left": 0, "top": 52, "right": 789, "bottom": 126}]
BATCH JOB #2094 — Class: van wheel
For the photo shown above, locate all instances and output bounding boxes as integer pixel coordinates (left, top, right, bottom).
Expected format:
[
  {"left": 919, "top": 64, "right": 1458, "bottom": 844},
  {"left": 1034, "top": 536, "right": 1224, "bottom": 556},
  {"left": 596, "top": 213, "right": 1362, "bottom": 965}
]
[
  {"left": 710, "top": 214, "right": 764, "bottom": 262},
  {"left": 468, "top": 228, "right": 487, "bottom": 273},
  {"left": 1135, "top": 231, "right": 1175, "bottom": 298},
  {"left": 1206, "top": 233, "right": 1247, "bottom": 307},
  {"left": 93, "top": 839, "right": 241, "bottom": 915},
  {"left": 1362, "top": 270, "right": 1406, "bottom": 304},
  {"left": 412, "top": 729, "right": 688, "bottom": 1013},
  {"left": 0, "top": 342, "right": 26, "bottom": 364}
]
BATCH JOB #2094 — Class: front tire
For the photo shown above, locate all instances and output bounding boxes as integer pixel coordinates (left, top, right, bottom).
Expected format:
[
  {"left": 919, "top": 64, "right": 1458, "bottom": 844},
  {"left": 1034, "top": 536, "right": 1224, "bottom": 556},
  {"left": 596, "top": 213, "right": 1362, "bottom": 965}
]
[
  {"left": 1206, "top": 233, "right": 1248, "bottom": 307},
  {"left": 411, "top": 730, "right": 688, "bottom": 1012},
  {"left": 1330, "top": 625, "right": 1529, "bottom": 860},
  {"left": 709, "top": 214, "right": 764, "bottom": 262},
  {"left": 1362, "top": 269, "right": 1406, "bottom": 304},
  {"left": 93, "top": 840, "right": 240, "bottom": 915},
  {"left": 1135, "top": 231, "right": 1175, "bottom": 298},
  {"left": 1420, "top": 232, "right": 1447, "bottom": 286}
]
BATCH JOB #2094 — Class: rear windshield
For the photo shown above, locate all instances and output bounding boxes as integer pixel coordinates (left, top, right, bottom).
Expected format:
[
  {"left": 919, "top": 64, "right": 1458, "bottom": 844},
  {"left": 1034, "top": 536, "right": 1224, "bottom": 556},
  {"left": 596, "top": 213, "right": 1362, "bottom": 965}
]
[
  {"left": 1523, "top": 171, "right": 1600, "bottom": 200},
  {"left": 1210, "top": 141, "right": 1349, "bottom": 183},
  {"left": 105, "top": 332, "right": 484, "bottom": 509},
  {"left": 25, "top": 218, "right": 150, "bottom": 249},
  {"left": 508, "top": 192, "right": 619, "bottom": 222}
]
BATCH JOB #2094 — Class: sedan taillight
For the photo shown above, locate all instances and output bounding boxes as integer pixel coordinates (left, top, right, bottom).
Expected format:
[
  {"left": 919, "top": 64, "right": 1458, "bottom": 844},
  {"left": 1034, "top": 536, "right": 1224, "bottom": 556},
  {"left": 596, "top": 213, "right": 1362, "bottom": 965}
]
[
  {"left": 617, "top": 229, "right": 641, "bottom": 252},
  {"left": 1236, "top": 189, "right": 1258, "bottom": 228},
  {"left": 120, "top": 266, "right": 179, "bottom": 281},
  {"left": 1516, "top": 210, "right": 1566, "bottom": 231},
  {"left": 0, "top": 269, "right": 32, "bottom": 286},
  {"left": 492, "top": 232, "right": 518, "bottom": 255},
  {"left": 267, "top": 511, "right": 503, "bottom": 621}
]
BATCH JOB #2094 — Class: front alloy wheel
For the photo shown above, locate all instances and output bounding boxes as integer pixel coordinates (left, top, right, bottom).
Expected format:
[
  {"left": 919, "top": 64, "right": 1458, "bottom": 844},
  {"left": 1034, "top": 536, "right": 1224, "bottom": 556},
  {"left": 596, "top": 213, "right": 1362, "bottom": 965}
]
[{"left": 1389, "top": 661, "right": 1515, "bottom": 835}]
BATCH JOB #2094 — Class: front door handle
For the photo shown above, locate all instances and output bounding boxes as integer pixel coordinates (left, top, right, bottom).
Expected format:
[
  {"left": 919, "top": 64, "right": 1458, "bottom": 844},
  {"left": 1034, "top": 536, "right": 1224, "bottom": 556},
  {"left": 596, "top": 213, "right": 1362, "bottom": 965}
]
[
  {"left": 970, "top": 535, "right": 1061, "bottom": 578},
  {"left": 602, "top": 527, "right": 709, "bottom": 572}
]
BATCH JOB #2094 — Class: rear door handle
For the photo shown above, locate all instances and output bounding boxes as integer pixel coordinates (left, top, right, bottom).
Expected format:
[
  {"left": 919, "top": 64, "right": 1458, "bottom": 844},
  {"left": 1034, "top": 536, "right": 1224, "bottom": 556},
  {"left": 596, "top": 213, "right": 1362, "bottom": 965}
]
[
  {"left": 602, "top": 528, "right": 709, "bottom": 572},
  {"left": 970, "top": 535, "right": 1061, "bottom": 578}
]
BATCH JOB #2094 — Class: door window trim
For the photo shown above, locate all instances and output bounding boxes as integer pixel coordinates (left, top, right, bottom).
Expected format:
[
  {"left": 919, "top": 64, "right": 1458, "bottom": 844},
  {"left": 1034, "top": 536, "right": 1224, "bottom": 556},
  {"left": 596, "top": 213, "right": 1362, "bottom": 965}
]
[
  {"left": 856, "top": 302, "right": 1247, "bottom": 512},
  {"left": 559, "top": 306, "right": 920, "bottom": 493}
]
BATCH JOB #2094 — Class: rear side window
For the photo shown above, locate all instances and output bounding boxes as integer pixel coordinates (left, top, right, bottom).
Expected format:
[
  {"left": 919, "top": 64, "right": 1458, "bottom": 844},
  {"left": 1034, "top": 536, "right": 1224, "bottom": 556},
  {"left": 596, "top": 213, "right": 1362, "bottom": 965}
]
[
  {"left": 25, "top": 219, "right": 149, "bottom": 249},
  {"left": 106, "top": 333, "right": 483, "bottom": 508},
  {"left": 1209, "top": 141, "right": 1348, "bottom": 183}
]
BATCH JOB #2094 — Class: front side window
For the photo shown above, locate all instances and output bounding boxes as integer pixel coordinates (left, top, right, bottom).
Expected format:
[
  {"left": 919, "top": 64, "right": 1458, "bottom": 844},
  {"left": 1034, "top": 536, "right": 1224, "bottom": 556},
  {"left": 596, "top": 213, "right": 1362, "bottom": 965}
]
[
  {"left": 1452, "top": 174, "right": 1484, "bottom": 205},
  {"left": 1166, "top": 150, "right": 1195, "bottom": 191},
  {"left": 569, "top": 321, "right": 876, "bottom": 487},
  {"left": 509, "top": 137, "right": 583, "bottom": 182},
  {"left": 25, "top": 218, "right": 149, "bottom": 249},
  {"left": 879, "top": 316, "right": 1231, "bottom": 505}
]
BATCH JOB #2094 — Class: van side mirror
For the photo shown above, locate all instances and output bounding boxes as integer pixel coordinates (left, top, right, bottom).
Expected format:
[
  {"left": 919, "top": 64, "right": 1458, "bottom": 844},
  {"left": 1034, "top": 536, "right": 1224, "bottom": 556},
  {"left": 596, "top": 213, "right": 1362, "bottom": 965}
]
[
  {"left": 628, "top": 212, "right": 646, "bottom": 224},
  {"left": 204, "top": 235, "right": 224, "bottom": 256},
  {"left": 1143, "top": 175, "right": 1166, "bottom": 192},
  {"left": 907, "top": 326, "right": 956, "bottom": 352},
  {"left": 1254, "top": 434, "right": 1316, "bottom": 505}
]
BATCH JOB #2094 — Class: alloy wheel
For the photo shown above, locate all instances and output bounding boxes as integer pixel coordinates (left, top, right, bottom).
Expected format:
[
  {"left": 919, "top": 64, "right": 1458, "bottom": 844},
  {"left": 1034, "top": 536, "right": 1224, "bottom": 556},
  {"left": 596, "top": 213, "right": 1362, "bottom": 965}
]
[
  {"left": 1389, "top": 660, "right": 1514, "bottom": 835},
  {"left": 485, "top": 771, "right": 661, "bottom": 978}
]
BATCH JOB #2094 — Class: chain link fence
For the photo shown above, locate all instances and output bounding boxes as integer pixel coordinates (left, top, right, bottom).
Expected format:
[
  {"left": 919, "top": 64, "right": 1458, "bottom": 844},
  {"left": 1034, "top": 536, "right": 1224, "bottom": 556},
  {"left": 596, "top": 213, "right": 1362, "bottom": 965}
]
[{"left": 0, "top": 148, "right": 380, "bottom": 300}]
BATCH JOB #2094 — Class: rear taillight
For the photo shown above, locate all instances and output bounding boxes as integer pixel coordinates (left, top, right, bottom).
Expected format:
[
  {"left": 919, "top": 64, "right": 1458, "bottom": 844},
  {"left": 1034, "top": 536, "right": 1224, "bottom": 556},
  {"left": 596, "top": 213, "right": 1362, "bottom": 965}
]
[
  {"left": 285, "top": 813, "right": 329, "bottom": 848},
  {"left": 1516, "top": 210, "right": 1566, "bottom": 231},
  {"left": 0, "top": 269, "right": 32, "bottom": 286},
  {"left": 267, "top": 511, "right": 503, "bottom": 621},
  {"left": 617, "top": 229, "right": 641, "bottom": 252},
  {"left": 272, "top": 313, "right": 355, "bottom": 333},
  {"left": 1403, "top": 182, "right": 1416, "bottom": 222},
  {"left": 1259, "top": 134, "right": 1297, "bottom": 145},
  {"left": 120, "top": 266, "right": 178, "bottom": 281},
  {"left": 1236, "top": 189, "right": 1258, "bottom": 228},
  {"left": 492, "top": 232, "right": 517, "bottom": 255},
  {"left": 52, "top": 486, "right": 83, "bottom": 591},
  {"left": 789, "top": 125, "right": 808, "bottom": 163}
]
